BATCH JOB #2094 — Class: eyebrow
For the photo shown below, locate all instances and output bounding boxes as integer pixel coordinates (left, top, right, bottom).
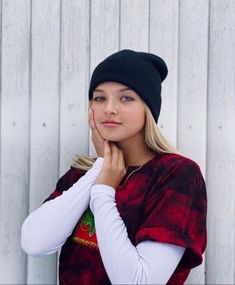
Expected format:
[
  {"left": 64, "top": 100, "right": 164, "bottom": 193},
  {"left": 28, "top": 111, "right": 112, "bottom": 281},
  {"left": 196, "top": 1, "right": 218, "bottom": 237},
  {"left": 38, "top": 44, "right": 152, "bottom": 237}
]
[{"left": 93, "top": 87, "right": 132, "bottom": 93}]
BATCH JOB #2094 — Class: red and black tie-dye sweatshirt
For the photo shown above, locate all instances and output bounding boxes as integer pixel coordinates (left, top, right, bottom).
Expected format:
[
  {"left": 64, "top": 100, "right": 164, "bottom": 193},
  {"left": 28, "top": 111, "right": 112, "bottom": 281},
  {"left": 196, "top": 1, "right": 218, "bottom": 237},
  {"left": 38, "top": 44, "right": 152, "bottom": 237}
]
[{"left": 45, "top": 152, "right": 207, "bottom": 285}]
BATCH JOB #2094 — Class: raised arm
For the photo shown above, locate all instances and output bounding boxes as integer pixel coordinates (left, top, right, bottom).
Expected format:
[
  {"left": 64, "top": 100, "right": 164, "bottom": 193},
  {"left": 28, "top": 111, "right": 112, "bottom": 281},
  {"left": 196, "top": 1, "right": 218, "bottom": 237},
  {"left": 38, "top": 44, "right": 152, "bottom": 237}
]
[{"left": 21, "top": 157, "right": 103, "bottom": 256}]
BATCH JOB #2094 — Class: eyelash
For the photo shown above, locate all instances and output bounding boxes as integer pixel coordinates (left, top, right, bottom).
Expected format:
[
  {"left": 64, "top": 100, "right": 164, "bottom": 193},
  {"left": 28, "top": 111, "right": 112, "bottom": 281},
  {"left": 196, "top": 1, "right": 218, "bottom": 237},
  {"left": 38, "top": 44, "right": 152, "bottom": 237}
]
[{"left": 93, "top": 96, "right": 134, "bottom": 102}]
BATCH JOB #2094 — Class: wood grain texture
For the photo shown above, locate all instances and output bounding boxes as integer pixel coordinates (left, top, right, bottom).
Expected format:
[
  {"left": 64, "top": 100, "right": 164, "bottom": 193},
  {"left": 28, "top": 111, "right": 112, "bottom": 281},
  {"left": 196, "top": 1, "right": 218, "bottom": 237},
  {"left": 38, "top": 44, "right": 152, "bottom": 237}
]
[
  {"left": 60, "top": 0, "right": 90, "bottom": 175},
  {"left": 178, "top": 0, "right": 208, "bottom": 171},
  {"left": 149, "top": 0, "right": 179, "bottom": 147},
  {"left": 206, "top": 0, "right": 235, "bottom": 283},
  {"left": 177, "top": 2, "right": 209, "bottom": 282},
  {"left": 120, "top": 0, "right": 149, "bottom": 50},
  {"left": 27, "top": 0, "right": 60, "bottom": 284},
  {"left": 0, "top": 1, "right": 30, "bottom": 283}
]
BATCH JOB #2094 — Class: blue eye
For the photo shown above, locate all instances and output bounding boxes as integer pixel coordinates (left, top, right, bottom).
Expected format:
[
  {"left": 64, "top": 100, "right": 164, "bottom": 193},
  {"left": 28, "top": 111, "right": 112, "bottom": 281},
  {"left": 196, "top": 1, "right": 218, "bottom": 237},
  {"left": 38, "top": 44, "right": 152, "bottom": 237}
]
[
  {"left": 93, "top": 95, "right": 134, "bottom": 102},
  {"left": 93, "top": 96, "right": 105, "bottom": 102},
  {"left": 121, "top": 96, "right": 134, "bottom": 102}
]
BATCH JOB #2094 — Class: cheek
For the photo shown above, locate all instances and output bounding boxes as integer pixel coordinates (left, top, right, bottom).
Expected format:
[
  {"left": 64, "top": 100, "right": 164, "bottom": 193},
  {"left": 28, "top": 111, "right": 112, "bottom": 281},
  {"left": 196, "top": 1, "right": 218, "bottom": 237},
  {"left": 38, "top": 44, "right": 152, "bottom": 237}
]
[
  {"left": 124, "top": 107, "right": 145, "bottom": 128},
  {"left": 90, "top": 104, "right": 100, "bottom": 121},
  {"left": 90, "top": 106, "right": 104, "bottom": 133}
]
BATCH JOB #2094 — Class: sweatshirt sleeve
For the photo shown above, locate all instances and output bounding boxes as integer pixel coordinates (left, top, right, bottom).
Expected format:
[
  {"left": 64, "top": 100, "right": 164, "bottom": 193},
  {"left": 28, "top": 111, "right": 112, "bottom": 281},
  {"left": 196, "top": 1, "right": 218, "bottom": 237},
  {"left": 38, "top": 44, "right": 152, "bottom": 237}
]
[
  {"left": 21, "top": 158, "right": 103, "bottom": 256},
  {"left": 135, "top": 161, "right": 207, "bottom": 271},
  {"left": 90, "top": 184, "right": 185, "bottom": 284}
]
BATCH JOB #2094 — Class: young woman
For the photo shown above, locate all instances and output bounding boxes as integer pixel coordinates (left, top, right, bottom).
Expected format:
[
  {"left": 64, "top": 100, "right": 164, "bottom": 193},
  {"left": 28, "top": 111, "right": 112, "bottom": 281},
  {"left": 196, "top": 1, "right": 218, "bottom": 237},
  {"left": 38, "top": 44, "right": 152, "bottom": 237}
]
[{"left": 21, "top": 49, "right": 207, "bottom": 285}]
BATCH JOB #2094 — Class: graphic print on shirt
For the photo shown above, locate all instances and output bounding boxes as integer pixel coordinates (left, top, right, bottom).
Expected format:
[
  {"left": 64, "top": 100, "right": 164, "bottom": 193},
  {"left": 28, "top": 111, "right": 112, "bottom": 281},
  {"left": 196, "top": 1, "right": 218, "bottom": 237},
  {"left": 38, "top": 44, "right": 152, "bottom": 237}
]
[{"left": 72, "top": 208, "right": 98, "bottom": 249}]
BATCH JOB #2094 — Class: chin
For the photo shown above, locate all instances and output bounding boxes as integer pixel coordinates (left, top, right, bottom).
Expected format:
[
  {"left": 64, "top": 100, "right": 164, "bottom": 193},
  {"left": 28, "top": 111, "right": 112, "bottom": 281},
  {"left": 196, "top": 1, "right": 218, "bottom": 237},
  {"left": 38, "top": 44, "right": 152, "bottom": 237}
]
[
  {"left": 102, "top": 136, "right": 122, "bottom": 142},
  {"left": 99, "top": 128, "right": 142, "bottom": 143},
  {"left": 102, "top": 134, "right": 134, "bottom": 143},
  {"left": 99, "top": 132, "right": 123, "bottom": 142}
]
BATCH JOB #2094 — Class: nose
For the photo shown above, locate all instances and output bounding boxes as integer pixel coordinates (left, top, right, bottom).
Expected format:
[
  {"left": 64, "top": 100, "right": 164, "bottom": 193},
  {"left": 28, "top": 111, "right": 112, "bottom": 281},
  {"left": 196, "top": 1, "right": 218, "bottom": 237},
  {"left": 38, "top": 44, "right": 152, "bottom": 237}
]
[{"left": 104, "top": 99, "right": 118, "bottom": 115}]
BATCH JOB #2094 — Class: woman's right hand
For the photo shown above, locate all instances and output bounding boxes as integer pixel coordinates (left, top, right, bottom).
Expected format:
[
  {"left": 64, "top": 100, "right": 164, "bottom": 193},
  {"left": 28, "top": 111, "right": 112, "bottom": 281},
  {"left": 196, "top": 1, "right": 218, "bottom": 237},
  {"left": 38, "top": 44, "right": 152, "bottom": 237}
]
[{"left": 89, "top": 108, "right": 105, "bottom": 157}]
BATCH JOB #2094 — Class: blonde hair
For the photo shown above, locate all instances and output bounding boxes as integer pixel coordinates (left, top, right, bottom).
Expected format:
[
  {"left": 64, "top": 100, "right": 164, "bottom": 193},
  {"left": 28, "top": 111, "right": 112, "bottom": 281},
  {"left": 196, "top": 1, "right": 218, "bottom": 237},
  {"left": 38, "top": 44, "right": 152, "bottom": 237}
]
[
  {"left": 71, "top": 105, "right": 179, "bottom": 170},
  {"left": 144, "top": 106, "right": 179, "bottom": 154}
]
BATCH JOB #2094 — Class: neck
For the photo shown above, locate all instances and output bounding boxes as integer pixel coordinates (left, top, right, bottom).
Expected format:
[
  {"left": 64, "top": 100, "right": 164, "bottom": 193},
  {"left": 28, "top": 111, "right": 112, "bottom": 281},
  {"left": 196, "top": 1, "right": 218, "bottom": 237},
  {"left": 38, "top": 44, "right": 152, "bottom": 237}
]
[{"left": 116, "top": 132, "right": 155, "bottom": 167}]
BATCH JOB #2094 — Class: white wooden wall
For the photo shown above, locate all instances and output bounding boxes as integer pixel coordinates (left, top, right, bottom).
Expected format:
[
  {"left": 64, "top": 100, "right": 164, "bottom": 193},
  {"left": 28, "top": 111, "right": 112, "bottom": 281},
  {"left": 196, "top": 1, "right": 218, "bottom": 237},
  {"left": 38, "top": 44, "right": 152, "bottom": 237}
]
[{"left": 0, "top": 0, "right": 234, "bottom": 284}]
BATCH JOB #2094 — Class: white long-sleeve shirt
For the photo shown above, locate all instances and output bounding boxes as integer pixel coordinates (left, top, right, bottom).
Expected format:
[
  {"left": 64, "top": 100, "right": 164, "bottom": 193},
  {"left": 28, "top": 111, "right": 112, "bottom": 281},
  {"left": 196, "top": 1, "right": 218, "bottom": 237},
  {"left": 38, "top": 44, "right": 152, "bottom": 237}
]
[
  {"left": 21, "top": 158, "right": 104, "bottom": 255},
  {"left": 21, "top": 157, "right": 185, "bottom": 284}
]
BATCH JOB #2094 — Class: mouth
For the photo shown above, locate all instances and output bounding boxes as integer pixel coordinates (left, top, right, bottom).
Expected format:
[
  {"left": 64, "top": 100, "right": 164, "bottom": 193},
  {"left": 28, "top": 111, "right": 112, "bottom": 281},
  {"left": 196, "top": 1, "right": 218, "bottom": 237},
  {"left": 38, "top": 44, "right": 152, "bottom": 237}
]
[{"left": 102, "top": 120, "right": 122, "bottom": 127}]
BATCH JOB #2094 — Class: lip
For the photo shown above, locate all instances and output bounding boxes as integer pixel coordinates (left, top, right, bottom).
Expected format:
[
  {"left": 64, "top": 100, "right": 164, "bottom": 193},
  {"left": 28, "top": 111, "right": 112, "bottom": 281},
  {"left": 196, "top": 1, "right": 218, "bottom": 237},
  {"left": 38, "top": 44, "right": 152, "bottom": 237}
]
[
  {"left": 103, "top": 120, "right": 121, "bottom": 124},
  {"left": 102, "top": 120, "right": 122, "bottom": 127}
]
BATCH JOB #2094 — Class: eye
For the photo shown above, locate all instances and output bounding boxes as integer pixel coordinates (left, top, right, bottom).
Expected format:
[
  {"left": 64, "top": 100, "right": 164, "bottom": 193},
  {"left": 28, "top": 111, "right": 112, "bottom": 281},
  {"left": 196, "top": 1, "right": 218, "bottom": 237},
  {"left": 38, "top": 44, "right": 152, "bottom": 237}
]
[
  {"left": 93, "top": 96, "right": 105, "bottom": 102},
  {"left": 121, "top": 96, "right": 134, "bottom": 102}
]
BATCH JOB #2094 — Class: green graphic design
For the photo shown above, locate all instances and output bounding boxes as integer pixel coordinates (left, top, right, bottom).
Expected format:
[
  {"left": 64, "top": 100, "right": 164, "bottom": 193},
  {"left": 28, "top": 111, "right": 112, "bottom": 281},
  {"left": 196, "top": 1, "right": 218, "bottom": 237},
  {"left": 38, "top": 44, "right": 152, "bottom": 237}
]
[{"left": 81, "top": 208, "right": 95, "bottom": 236}]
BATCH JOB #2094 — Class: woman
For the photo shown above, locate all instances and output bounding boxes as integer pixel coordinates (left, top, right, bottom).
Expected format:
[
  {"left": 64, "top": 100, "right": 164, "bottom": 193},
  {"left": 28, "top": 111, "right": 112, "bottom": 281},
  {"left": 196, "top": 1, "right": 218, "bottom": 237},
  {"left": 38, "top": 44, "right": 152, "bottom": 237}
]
[{"left": 21, "top": 49, "right": 207, "bottom": 285}]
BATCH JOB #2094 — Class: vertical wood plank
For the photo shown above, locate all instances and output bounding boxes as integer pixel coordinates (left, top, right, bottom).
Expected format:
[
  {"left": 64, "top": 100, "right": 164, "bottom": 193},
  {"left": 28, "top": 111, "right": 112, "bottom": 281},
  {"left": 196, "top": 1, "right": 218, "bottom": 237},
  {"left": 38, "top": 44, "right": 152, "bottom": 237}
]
[
  {"left": 0, "top": 0, "right": 30, "bottom": 283},
  {"left": 59, "top": 3, "right": 90, "bottom": 281},
  {"left": 89, "top": 0, "right": 119, "bottom": 156},
  {"left": 27, "top": 0, "right": 60, "bottom": 284},
  {"left": 60, "top": 0, "right": 90, "bottom": 175},
  {"left": 90, "top": 0, "right": 119, "bottom": 65},
  {"left": 149, "top": 0, "right": 179, "bottom": 147},
  {"left": 207, "top": 0, "right": 235, "bottom": 283},
  {"left": 178, "top": 0, "right": 209, "bottom": 172},
  {"left": 120, "top": 0, "right": 149, "bottom": 50},
  {"left": 177, "top": 1, "right": 209, "bottom": 283}
]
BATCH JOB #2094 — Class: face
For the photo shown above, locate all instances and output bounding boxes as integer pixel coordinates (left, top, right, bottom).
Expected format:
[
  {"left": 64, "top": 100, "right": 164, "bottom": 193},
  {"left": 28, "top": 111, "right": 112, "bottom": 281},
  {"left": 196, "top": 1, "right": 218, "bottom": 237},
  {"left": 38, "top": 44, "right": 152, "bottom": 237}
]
[{"left": 90, "top": 81, "right": 146, "bottom": 142}]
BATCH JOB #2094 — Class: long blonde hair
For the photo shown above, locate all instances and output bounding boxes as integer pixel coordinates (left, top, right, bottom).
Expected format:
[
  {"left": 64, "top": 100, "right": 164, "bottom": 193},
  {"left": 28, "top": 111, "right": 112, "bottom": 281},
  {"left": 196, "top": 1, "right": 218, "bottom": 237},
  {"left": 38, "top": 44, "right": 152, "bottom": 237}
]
[{"left": 71, "top": 104, "right": 179, "bottom": 170}]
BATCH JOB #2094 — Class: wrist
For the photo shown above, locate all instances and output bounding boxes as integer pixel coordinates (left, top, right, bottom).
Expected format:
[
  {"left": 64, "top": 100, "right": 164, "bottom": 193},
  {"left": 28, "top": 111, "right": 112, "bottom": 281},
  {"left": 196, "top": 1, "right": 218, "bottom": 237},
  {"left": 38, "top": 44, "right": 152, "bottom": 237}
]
[{"left": 94, "top": 177, "right": 118, "bottom": 189}]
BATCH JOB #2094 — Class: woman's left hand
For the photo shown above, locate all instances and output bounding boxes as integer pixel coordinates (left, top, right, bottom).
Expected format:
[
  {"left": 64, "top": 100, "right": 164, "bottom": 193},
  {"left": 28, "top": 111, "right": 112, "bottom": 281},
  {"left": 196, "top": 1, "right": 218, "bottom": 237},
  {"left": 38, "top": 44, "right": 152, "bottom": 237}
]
[{"left": 95, "top": 140, "right": 126, "bottom": 189}]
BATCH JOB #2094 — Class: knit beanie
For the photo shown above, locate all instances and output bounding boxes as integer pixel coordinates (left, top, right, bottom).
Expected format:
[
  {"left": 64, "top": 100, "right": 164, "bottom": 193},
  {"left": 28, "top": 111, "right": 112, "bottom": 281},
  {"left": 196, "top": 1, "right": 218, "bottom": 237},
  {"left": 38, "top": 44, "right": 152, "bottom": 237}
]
[{"left": 88, "top": 49, "right": 168, "bottom": 123}]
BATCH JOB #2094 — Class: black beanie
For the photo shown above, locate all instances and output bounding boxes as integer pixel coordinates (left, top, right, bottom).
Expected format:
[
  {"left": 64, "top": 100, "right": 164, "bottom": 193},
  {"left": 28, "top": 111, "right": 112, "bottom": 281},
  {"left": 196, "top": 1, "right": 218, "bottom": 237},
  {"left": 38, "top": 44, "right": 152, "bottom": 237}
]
[{"left": 88, "top": 49, "right": 168, "bottom": 123}]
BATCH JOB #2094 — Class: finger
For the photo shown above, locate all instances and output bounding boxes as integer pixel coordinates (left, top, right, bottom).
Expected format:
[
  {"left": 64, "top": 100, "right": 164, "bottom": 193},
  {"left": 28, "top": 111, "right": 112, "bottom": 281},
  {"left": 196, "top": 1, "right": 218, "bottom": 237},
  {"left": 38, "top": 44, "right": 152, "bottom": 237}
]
[
  {"left": 88, "top": 108, "right": 96, "bottom": 130},
  {"left": 117, "top": 147, "right": 124, "bottom": 164},
  {"left": 110, "top": 143, "right": 120, "bottom": 166},
  {"left": 104, "top": 140, "right": 112, "bottom": 164},
  {"left": 114, "top": 145, "right": 124, "bottom": 166},
  {"left": 110, "top": 144, "right": 126, "bottom": 176},
  {"left": 89, "top": 109, "right": 103, "bottom": 138}
]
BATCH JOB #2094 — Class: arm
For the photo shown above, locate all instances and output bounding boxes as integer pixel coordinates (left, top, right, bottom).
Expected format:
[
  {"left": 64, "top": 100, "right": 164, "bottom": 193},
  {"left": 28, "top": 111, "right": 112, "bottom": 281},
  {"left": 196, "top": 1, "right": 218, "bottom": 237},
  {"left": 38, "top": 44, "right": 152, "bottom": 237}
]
[
  {"left": 21, "top": 157, "right": 103, "bottom": 256},
  {"left": 90, "top": 184, "right": 185, "bottom": 284}
]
